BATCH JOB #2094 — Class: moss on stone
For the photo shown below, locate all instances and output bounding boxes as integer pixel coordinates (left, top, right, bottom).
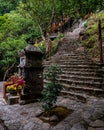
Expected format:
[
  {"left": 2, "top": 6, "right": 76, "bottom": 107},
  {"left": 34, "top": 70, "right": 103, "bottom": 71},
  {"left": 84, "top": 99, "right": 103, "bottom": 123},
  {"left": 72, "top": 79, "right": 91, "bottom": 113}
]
[{"left": 37, "top": 106, "right": 73, "bottom": 125}]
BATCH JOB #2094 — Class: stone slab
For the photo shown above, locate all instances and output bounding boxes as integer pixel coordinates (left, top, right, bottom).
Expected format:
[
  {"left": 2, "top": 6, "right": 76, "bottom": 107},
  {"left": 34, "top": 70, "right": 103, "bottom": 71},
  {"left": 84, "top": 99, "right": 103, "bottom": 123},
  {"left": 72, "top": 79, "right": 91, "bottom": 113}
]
[{"left": 6, "top": 94, "right": 19, "bottom": 105}]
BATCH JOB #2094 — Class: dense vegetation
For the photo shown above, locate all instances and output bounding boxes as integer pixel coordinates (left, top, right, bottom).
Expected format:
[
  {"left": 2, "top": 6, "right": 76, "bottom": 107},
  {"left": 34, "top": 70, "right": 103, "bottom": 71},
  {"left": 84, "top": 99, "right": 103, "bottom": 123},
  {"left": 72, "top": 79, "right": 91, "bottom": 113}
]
[
  {"left": 82, "top": 11, "right": 104, "bottom": 63},
  {"left": 0, "top": 0, "right": 104, "bottom": 80}
]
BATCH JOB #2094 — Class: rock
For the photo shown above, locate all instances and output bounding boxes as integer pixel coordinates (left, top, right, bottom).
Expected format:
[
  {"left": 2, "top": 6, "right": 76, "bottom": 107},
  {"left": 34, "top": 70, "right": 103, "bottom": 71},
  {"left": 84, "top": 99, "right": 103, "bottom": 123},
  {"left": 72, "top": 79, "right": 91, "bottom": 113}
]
[
  {"left": 40, "top": 116, "right": 50, "bottom": 122},
  {"left": 88, "top": 127, "right": 104, "bottom": 130},
  {"left": 76, "top": 47, "right": 85, "bottom": 53},
  {"left": 50, "top": 115, "right": 59, "bottom": 122},
  {"left": 91, "top": 101, "right": 104, "bottom": 120},
  {"left": 0, "top": 124, "right": 5, "bottom": 130},
  {"left": 81, "top": 109, "right": 92, "bottom": 124},
  {"left": 33, "top": 117, "right": 43, "bottom": 124},
  {"left": 95, "top": 127, "right": 104, "bottom": 130},
  {"left": 23, "top": 122, "right": 42, "bottom": 130},
  {"left": 23, "top": 122, "right": 36, "bottom": 130},
  {"left": 90, "top": 120, "right": 104, "bottom": 127},
  {"left": 67, "top": 112, "right": 82, "bottom": 125},
  {"left": 4, "top": 119, "right": 21, "bottom": 130},
  {"left": 92, "top": 110, "right": 104, "bottom": 120},
  {"left": 42, "top": 123, "right": 50, "bottom": 130},
  {"left": 35, "top": 110, "right": 42, "bottom": 116},
  {"left": 53, "top": 124, "right": 67, "bottom": 130},
  {"left": 7, "top": 95, "right": 19, "bottom": 105},
  {"left": 70, "top": 123, "right": 86, "bottom": 130},
  {"left": 88, "top": 127, "right": 95, "bottom": 130}
]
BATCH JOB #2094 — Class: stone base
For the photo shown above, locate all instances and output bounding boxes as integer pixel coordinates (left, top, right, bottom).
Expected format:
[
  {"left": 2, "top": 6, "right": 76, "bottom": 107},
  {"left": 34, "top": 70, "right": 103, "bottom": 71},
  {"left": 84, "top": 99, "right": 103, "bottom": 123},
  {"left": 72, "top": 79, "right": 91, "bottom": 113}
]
[
  {"left": 5, "top": 93, "right": 19, "bottom": 105},
  {"left": 19, "top": 99, "right": 37, "bottom": 105},
  {"left": 19, "top": 93, "right": 42, "bottom": 105}
]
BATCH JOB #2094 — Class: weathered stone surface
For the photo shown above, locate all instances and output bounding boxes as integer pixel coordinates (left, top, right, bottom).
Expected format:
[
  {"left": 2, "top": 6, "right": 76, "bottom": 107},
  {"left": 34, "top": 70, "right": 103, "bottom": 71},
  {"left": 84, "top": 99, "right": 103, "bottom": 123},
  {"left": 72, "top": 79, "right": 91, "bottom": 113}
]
[
  {"left": 7, "top": 95, "right": 19, "bottom": 105},
  {"left": 95, "top": 127, "right": 104, "bottom": 130},
  {"left": 70, "top": 123, "right": 86, "bottom": 130},
  {"left": 23, "top": 122, "right": 42, "bottom": 130},
  {"left": 33, "top": 117, "right": 43, "bottom": 124},
  {"left": 50, "top": 115, "right": 59, "bottom": 122},
  {"left": 25, "top": 44, "right": 42, "bottom": 53},
  {"left": 0, "top": 124, "right": 5, "bottom": 130},
  {"left": 88, "top": 127, "right": 95, "bottom": 130},
  {"left": 89, "top": 120, "right": 104, "bottom": 127},
  {"left": 42, "top": 123, "right": 50, "bottom": 130},
  {"left": 0, "top": 95, "right": 104, "bottom": 130},
  {"left": 88, "top": 128, "right": 104, "bottom": 130},
  {"left": 81, "top": 108, "right": 94, "bottom": 124},
  {"left": 5, "top": 119, "right": 21, "bottom": 130},
  {"left": 66, "top": 112, "right": 83, "bottom": 125},
  {"left": 18, "top": 43, "right": 43, "bottom": 103},
  {"left": 53, "top": 124, "right": 67, "bottom": 130}
]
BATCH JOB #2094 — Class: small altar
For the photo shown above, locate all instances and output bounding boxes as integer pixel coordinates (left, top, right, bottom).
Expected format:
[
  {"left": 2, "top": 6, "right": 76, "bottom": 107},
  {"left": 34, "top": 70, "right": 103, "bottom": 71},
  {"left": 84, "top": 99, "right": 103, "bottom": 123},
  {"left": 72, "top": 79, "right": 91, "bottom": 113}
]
[{"left": 3, "top": 37, "right": 44, "bottom": 105}]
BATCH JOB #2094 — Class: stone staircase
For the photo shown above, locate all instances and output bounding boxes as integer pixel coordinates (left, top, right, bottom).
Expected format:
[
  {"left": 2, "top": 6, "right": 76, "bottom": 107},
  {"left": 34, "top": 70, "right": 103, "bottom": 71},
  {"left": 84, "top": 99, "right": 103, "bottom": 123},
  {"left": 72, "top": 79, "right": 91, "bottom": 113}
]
[{"left": 43, "top": 33, "right": 104, "bottom": 103}]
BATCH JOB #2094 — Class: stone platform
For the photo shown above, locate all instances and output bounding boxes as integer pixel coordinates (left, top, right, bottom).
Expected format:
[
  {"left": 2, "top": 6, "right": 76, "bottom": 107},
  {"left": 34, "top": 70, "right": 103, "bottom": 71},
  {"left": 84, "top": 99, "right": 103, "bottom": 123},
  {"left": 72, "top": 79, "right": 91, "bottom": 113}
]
[
  {"left": 0, "top": 82, "right": 104, "bottom": 130},
  {"left": 5, "top": 93, "right": 20, "bottom": 105}
]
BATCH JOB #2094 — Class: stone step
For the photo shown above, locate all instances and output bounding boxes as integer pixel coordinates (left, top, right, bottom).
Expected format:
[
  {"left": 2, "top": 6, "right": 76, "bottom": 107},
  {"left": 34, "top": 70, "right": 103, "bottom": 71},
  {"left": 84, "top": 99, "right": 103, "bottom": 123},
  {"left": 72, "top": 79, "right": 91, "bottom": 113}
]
[
  {"left": 61, "top": 59, "right": 92, "bottom": 63},
  {"left": 44, "top": 53, "right": 91, "bottom": 60},
  {"left": 43, "top": 69, "right": 102, "bottom": 76},
  {"left": 44, "top": 64, "right": 100, "bottom": 70},
  {"left": 61, "top": 71, "right": 101, "bottom": 77},
  {"left": 57, "top": 78, "right": 103, "bottom": 88},
  {"left": 59, "top": 64, "right": 100, "bottom": 68},
  {"left": 44, "top": 79, "right": 103, "bottom": 89},
  {"left": 44, "top": 68, "right": 102, "bottom": 74},
  {"left": 54, "top": 60, "right": 94, "bottom": 65},
  {"left": 48, "top": 54, "right": 91, "bottom": 60},
  {"left": 52, "top": 57, "right": 90, "bottom": 61},
  {"left": 59, "top": 74, "right": 103, "bottom": 82},
  {"left": 61, "top": 83, "right": 104, "bottom": 97},
  {"left": 43, "top": 43, "right": 104, "bottom": 101},
  {"left": 61, "top": 53, "right": 88, "bottom": 57},
  {"left": 60, "top": 90, "right": 87, "bottom": 103},
  {"left": 43, "top": 60, "right": 94, "bottom": 66},
  {"left": 61, "top": 68, "right": 102, "bottom": 72},
  {"left": 63, "top": 56, "right": 90, "bottom": 59},
  {"left": 62, "top": 52, "right": 89, "bottom": 56}
]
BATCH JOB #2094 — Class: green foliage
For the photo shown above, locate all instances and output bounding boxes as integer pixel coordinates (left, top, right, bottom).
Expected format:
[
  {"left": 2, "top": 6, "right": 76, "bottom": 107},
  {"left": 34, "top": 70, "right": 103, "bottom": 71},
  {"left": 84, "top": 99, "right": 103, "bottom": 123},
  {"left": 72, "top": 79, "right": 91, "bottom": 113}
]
[
  {"left": 36, "top": 33, "right": 64, "bottom": 56},
  {"left": 69, "top": 0, "right": 104, "bottom": 18},
  {"left": 84, "top": 34, "right": 98, "bottom": 48},
  {"left": 0, "top": 0, "right": 104, "bottom": 79},
  {"left": 0, "top": 11, "right": 42, "bottom": 80},
  {"left": 54, "top": 33, "right": 64, "bottom": 43},
  {"left": 83, "top": 11, "right": 104, "bottom": 62},
  {"left": 38, "top": 106, "right": 70, "bottom": 125},
  {"left": 85, "top": 11, "right": 104, "bottom": 47},
  {"left": 41, "top": 64, "right": 62, "bottom": 112},
  {"left": 0, "top": 11, "right": 41, "bottom": 40},
  {"left": 18, "top": 0, "right": 104, "bottom": 35},
  {"left": 35, "top": 41, "right": 46, "bottom": 53},
  {"left": 0, "top": 0, "right": 20, "bottom": 15}
]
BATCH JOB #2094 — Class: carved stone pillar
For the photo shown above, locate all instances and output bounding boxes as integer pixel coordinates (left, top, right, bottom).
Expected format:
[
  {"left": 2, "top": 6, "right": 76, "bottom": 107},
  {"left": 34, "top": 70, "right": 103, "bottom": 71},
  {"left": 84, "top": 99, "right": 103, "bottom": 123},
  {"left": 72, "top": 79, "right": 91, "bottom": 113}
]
[{"left": 18, "top": 44, "right": 43, "bottom": 104}]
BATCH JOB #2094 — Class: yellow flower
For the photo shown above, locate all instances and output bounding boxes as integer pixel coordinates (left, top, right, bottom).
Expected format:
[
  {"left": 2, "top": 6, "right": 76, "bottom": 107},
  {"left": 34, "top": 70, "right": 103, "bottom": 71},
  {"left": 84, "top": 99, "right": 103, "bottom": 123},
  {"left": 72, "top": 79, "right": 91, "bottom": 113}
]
[
  {"left": 6, "top": 84, "right": 17, "bottom": 91},
  {"left": 18, "top": 85, "right": 22, "bottom": 89}
]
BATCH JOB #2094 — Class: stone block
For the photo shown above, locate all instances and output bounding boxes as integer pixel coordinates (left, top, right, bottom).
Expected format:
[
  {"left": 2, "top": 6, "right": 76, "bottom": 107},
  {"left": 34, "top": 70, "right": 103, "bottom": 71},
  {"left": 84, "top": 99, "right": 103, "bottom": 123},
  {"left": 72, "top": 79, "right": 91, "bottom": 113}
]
[{"left": 6, "top": 95, "right": 19, "bottom": 105}]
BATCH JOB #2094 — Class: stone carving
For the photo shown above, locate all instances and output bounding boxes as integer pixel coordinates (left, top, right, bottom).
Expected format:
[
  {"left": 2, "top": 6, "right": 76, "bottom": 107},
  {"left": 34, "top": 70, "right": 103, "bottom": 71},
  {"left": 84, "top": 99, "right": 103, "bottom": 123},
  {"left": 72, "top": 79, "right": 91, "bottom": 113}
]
[{"left": 18, "top": 42, "right": 43, "bottom": 104}]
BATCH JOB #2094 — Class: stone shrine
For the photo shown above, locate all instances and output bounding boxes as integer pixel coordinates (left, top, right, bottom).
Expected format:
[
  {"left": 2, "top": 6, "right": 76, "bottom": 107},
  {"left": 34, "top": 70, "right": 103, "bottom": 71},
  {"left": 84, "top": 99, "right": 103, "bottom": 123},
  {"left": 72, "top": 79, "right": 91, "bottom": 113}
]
[{"left": 18, "top": 40, "right": 43, "bottom": 104}]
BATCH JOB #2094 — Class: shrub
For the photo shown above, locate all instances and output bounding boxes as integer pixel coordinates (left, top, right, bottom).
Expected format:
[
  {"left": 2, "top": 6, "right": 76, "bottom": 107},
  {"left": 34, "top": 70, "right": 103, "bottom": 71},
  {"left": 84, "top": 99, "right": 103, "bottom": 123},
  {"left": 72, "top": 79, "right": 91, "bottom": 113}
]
[{"left": 41, "top": 64, "right": 62, "bottom": 112}]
